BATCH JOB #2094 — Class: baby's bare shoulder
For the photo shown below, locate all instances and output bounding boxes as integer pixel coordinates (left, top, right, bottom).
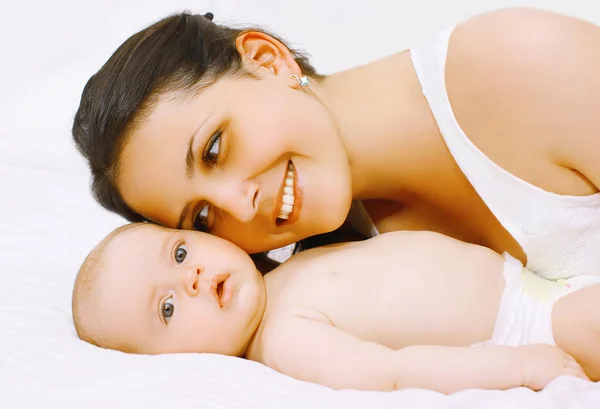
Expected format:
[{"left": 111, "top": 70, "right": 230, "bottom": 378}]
[
  {"left": 369, "top": 230, "right": 498, "bottom": 256},
  {"left": 271, "top": 241, "right": 359, "bottom": 273},
  {"left": 272, "top": 231, "right": 476, "bottom": 275},
  {"left": 368, "top": 230, "right": 467, "bottom": 246}
]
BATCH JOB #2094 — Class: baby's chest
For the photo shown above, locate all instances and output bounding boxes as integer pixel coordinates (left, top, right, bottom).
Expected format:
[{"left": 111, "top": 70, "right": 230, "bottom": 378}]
[{"left": 285, "top": 270, "right": 427, "bottom": 346}]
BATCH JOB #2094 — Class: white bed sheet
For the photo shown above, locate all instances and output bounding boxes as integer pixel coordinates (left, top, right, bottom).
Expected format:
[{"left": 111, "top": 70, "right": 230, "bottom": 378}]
[{"left": 1, "top": 0, "right": 599, "bottom": 407}]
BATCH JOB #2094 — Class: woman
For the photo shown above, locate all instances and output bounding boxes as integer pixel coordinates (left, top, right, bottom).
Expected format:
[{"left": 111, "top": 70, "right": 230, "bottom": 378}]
[{"left": 73, "top": 7, "right": 600, "bottom": 278}]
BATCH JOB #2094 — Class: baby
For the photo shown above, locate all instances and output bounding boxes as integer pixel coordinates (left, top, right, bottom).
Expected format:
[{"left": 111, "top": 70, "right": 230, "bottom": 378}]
[{"left": 72, "top": 223, "right": 598, "bottom": 394}]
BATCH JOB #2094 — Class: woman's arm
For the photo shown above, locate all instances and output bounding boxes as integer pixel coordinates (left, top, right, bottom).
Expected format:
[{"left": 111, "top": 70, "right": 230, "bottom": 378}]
[{"left": 260, "top": 315, "right": 585, "bottom": 393}]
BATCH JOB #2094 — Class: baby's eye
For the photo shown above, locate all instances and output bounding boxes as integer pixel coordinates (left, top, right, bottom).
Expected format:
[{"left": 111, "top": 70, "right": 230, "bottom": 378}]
[
  {"left": 193, "top": 204, "right": 211, "bottom": 232},
  {"left": 174, "top": 243, "right": 188, "bottom": 264},
  {"left": 203, "top": 130, "right": 221, "bottom": 166},
  {"left": 162, "top": 296, "right": 174, "bottom": 323}
]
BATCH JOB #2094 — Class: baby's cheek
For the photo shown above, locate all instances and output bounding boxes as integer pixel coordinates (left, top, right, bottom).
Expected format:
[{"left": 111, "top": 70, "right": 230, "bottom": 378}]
[{"left": 180, "top": 308, "right": 219, "bottom": 347}]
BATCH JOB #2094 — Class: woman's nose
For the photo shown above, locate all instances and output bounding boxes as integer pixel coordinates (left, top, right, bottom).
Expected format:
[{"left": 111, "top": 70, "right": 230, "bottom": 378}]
[
  {"left": 183, "top": 268, "right": 201, "bottom": 297},
  {"left": 214, "top": 179, "right": 259, "bottom": 223}
]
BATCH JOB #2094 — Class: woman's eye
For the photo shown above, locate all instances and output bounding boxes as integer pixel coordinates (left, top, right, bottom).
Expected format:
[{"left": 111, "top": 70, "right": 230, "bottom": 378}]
[
  {"left": 203, "top": 130, "right": 221, "bottom": 166},
  {"left": 162, "top": 296, "right": 174, "bottom": 323},
  {"left": 193, "top": 204, "right": 211, "bottom": 232},
  {"left": 174, "top": 243, "right": 188, "bottom": 264}
]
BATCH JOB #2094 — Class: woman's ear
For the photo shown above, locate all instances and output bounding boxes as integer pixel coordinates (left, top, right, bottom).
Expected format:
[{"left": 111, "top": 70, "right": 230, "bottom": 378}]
[{"left": 235, "top": 31, "right": 302, "bottom": 86}]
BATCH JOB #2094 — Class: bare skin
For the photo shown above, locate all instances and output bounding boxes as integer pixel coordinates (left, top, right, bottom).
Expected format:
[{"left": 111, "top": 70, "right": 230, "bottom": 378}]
[
  {"left": 80, "top": 224, "right": 594, "bottom": 394},
  {"left": 118, "top": 8, "right": 600, "bottom": 260},
  {"left": 248, "top": 231, "right": 596, "bottom": 392},
  {"left": 320, "top": 7, "right": 600, "bottom": 262}
]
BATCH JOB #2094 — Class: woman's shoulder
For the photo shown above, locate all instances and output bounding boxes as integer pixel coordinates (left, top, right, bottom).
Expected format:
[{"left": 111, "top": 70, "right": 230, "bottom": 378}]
[
  {"left": 452, "top": 7, "right": 587, "bottom": 45},
  {"left": 447, "top": 7, "right": 596, "bottom": 90},
  {"left": 443, "top": 6, "right": 600, "bottom": 187}
]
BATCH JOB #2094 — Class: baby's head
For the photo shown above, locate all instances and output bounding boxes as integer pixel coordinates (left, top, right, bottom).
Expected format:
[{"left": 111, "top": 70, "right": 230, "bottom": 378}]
[{"left": 72, "top": 223, "right": 266, "bottom": 356}]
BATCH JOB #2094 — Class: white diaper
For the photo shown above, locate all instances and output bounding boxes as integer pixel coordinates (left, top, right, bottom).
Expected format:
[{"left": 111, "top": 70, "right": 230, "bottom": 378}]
[{"left": 482, "top": 253, "right": 600, "bottom": 347}]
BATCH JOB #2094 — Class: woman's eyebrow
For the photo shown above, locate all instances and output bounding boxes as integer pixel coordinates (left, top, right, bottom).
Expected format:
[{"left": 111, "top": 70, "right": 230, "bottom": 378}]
[{"left": 185, "top": 112, "right": 213, "bottom": 179}]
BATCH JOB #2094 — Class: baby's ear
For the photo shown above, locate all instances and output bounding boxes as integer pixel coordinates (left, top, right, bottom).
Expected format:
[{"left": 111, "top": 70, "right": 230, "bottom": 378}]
[{"left": 235, "top": 31, "right": 301, "bottom": 81}]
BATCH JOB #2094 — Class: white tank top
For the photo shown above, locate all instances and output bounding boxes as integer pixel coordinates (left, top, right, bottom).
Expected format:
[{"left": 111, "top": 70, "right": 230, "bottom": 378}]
[{"left": 354, "top": 23, "right": 600, "bottom": 280}]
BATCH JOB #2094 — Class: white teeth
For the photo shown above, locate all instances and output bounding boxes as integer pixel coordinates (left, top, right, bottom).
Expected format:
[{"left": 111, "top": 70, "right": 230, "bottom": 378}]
[
  {"left": 282, "top": 194, "right": 294, "bottom": 205},
  {"left": 278, "top": 163, "right": 296, "bottom": 220}
]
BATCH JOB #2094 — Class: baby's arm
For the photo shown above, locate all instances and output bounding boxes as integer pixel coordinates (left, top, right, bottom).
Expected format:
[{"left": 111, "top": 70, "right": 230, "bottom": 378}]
[
  {"left": 553, "top": 282, "right": 600, "bottom": 380},
  {"left": 262, "top": 314, "right": 585, "bottom": 393}
]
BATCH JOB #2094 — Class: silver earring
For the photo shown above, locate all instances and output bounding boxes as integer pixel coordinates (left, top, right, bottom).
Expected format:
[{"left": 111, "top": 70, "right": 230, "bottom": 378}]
[{"left": 291, "top": 74, "right": 309, "bottom": 87}]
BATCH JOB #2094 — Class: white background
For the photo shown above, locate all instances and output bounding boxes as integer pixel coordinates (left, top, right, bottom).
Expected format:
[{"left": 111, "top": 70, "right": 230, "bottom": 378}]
[{"left": 1, "top": 1, "right": 600, "bottom": 408}]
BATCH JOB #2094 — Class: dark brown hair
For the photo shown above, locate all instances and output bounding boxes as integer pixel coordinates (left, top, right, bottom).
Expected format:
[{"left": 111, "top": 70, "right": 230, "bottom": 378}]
[{"left": 72, "top": 11, "right": 364, "bottom": 271}]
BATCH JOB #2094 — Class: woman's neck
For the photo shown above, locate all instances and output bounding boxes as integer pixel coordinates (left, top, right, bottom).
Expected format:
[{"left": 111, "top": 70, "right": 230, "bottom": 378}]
[{"left": 315, "top": 51, "right": 442, "bottom": 202}]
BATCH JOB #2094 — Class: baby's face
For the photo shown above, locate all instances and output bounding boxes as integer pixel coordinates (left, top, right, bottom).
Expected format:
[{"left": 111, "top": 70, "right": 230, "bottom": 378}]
[{"left": 94, "top": 223, "right": 265, "bottom": 356}]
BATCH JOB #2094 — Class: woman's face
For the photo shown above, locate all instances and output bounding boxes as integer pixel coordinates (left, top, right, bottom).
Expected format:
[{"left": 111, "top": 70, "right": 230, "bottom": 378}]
[{"left": 117, "top": 73, "right": 352, "bottom": 253}]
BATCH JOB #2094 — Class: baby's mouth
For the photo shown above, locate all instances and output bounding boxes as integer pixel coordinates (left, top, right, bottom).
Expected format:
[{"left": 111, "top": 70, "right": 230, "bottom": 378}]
[
  {"left": 210, "top": 274, "right": 231, "bottom": 308},
  {"left": 216, "top": 280, "right": 224, "bottom": 301}
]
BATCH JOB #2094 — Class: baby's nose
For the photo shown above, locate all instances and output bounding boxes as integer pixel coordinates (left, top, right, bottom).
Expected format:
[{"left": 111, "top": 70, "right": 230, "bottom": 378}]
[{"left": 184, "top": 268, "right": 201, "bottom": 297}]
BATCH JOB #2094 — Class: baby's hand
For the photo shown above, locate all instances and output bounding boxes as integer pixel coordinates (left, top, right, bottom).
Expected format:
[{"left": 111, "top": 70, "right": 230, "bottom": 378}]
[{"left": 517, "top": 344, "right": 589, "bottom": 390}]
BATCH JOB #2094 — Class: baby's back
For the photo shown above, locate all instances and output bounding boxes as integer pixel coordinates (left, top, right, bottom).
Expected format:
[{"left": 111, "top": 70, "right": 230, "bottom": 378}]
[{"left": 261, "top": 231, "right": 507, "bottom": 350}]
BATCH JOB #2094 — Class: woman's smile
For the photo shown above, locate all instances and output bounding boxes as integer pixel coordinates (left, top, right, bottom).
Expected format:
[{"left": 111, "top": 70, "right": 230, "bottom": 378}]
[{"left": 275, "top": 161, "right": 303, "bottom": 227}]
